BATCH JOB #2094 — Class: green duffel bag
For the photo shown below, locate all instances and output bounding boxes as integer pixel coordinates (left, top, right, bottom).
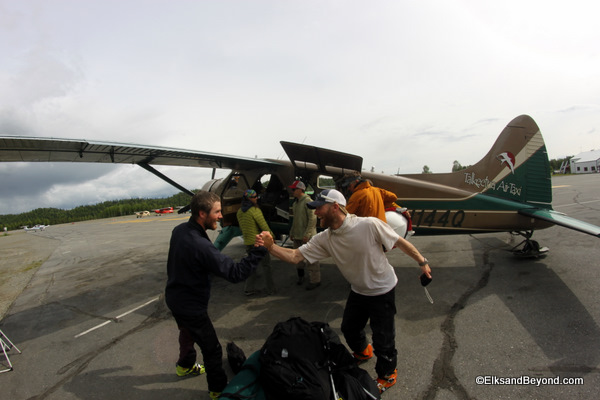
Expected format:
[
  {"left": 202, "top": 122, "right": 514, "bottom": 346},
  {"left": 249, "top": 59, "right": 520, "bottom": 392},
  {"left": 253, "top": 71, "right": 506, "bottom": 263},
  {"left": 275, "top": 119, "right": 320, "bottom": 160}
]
[{"left": 220, "top": 350, "right": 265, "bottom": 400}]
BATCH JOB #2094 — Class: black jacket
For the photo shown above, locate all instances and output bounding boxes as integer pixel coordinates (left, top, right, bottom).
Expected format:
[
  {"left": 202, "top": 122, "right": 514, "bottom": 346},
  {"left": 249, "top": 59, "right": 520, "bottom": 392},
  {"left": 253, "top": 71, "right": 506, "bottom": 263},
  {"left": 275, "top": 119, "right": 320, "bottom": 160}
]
[{"left": 165, "top": 217, "right": 266, "bottom": 315}]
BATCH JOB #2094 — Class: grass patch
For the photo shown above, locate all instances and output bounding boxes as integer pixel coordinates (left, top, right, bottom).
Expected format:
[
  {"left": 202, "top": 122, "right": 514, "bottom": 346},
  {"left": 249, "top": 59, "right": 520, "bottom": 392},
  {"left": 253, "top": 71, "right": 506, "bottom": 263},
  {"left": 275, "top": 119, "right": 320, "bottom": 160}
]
[{"left": 23, "top": 259, "right": 45, "bottom": 272}]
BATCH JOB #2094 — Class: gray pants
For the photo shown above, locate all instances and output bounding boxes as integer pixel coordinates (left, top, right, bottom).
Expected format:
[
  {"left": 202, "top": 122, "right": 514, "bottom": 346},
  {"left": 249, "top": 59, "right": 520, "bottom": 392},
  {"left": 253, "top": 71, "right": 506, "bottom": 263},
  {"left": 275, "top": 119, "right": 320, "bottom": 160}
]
[{"left": 293, "top": 239, "right": 320, "bottom": 283}]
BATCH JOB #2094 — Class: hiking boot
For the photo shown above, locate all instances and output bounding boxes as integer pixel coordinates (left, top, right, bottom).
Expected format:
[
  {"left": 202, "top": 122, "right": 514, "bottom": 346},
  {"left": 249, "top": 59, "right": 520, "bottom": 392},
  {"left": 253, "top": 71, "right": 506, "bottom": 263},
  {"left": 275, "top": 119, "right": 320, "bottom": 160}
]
[
  {"left": 375, "top": 369, "right": 397, "bottom": 393},
  {"left": 209, "top": 391, "right": 222, "bottom": 399},
  {"left": 305, "top": 282, "right": 321, "bottom": 290},
  {"left": 352, "top": 343, "right": 373, "bottom": 363},
  {"left": 175, "top": 362, "right": 205, "bottom": 377}
]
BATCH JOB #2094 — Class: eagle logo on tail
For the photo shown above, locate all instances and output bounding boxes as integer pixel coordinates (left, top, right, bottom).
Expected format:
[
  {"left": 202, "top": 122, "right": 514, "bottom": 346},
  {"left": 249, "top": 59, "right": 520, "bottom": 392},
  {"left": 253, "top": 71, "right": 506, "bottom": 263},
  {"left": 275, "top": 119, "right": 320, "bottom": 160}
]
[{"left": 497, "top": 152, "right": 516, "bottom": 174}]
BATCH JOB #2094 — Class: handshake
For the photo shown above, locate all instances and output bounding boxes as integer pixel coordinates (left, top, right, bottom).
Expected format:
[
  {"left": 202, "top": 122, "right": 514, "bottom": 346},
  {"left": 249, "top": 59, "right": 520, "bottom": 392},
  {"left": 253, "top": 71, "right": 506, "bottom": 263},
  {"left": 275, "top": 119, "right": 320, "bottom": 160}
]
[{"left": 254, "top": 231, "right": 275, "bottom": 249}]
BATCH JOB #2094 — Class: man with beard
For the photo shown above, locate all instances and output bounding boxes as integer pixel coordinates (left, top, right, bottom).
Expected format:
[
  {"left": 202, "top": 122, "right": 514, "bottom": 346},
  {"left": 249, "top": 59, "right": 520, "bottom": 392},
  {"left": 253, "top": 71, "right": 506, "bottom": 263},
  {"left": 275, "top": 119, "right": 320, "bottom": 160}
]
[
  {"left": 165, "top": 191, "right": 268, "bottom": 400},
  {"left": 258, "top": 189, "right": 432, "bottom": 394}
]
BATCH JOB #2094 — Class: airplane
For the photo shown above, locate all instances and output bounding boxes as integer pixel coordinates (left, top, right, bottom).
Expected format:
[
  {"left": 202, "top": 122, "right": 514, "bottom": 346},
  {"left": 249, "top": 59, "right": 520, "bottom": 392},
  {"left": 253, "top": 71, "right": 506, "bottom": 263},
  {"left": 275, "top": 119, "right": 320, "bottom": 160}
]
[
  {"left": 153, "top": 207, "right": 174, "bottom": 215},
  {"left": 23, "top": 224, "right": 50, "bottom": 232},
  {"left": 135, "top": 210, "right": 151, "bottom": 218},
  {"left": 1, "top": 114, "right": 599, "bottom": 257}
]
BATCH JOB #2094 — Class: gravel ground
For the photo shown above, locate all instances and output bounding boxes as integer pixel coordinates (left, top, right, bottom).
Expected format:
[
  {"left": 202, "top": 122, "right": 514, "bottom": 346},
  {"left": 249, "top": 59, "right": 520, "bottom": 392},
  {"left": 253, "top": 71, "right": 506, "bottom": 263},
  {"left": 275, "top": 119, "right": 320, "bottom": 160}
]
[{"left": 0, "top": 230, "right": 58, "bottom": 319}]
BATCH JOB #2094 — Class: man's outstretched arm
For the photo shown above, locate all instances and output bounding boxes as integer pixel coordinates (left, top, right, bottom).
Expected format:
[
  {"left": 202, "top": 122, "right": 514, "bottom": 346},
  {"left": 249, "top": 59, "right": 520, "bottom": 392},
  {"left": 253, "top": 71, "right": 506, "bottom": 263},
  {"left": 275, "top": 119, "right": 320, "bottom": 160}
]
[
  {"left": 394, "top": 235, "right": 432, "bottom": 278},
  {"left": 258, "top": 231, "right": 306, "bottom": 264}
]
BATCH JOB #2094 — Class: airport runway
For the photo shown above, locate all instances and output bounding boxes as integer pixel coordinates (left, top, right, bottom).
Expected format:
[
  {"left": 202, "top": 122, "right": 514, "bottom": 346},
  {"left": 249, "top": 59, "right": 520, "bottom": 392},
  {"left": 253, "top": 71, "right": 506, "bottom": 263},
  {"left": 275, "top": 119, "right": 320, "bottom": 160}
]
[{"left": 1, "top": 174, "right": 599, "bottom": 399}]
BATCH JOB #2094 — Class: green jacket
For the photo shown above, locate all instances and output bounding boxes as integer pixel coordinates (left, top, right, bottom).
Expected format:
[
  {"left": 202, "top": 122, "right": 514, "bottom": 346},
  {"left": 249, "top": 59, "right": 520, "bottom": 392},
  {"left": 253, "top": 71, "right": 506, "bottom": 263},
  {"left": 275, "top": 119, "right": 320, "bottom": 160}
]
[
  {"left": 290, "top": 193, "right": 317, "bottom": 241},
  {"left": 237, "top": 206, "right": 272, "bottom": 245}
]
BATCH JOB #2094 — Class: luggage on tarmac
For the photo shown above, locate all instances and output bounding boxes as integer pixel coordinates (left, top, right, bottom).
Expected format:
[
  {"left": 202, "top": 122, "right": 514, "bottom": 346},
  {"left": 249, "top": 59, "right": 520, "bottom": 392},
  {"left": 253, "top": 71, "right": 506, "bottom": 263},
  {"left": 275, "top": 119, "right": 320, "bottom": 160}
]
[
  {"left": 333, "top": 366, "right": 381, "bottom": 400},
  {"left": 226, "top": 341, "right": 247, "bottom": 374},
  {"left": 220, "top": 351, "right": 265, "bottom": 400},
  {"left": 222, "top": 317, "right": 380, "bottom": 400},
  {"left": 259, "top": 317, "right": 331, "bottom": 400},
  {"left": 258, "top": 316, "right": 380, "bottom": 400}
]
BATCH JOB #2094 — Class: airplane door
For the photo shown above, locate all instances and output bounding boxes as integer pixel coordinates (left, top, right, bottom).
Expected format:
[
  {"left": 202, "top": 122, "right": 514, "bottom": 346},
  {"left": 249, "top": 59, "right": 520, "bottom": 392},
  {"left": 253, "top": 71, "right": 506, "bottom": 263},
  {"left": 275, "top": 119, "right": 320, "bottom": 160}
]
[{"left": 220, "top": 174, "right": 250, "bottom": 226}]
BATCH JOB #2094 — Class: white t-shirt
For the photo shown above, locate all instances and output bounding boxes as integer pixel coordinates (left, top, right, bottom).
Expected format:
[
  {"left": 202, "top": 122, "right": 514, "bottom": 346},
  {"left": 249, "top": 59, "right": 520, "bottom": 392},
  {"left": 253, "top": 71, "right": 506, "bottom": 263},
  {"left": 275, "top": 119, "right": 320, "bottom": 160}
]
[{"left": 299, "top": 214, "right": 399, "bottom": 296}]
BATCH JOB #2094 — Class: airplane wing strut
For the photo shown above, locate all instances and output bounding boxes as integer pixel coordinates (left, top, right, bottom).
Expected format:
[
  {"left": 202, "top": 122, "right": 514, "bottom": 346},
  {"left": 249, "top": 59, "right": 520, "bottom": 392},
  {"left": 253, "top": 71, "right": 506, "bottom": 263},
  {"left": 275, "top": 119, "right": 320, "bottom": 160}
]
[{"left": 137, "top": 162, "right": 195, "bottom": 197}]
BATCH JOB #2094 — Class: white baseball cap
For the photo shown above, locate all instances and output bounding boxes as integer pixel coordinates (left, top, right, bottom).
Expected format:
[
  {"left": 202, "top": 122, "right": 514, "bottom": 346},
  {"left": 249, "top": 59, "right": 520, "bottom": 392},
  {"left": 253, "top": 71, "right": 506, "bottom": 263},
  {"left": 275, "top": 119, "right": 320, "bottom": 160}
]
[{"left": 307, "top": 189, "right": 347, "bottom": 209}]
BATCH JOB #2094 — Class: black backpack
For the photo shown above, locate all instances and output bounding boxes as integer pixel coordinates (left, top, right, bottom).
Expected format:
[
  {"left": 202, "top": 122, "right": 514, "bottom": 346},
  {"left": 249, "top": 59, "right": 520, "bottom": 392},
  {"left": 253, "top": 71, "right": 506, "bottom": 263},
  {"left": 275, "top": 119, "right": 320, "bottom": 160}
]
[
  {"left": 259, "top": 317, "right": 381, "bottom": 400},
  {"left": 259, "top": 317, "right": 332, "bottom": 400},
  {"left": 317, "top": 321, "right": 381, "bottom": 400},
  {"left": 333, "top": 366, "right": 381, "bottom": 400}
]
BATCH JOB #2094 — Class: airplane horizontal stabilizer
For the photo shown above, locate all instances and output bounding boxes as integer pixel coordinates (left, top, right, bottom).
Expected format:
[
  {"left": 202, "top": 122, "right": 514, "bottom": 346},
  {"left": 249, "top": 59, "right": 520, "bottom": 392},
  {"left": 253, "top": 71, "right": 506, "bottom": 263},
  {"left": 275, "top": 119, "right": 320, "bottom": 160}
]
[{"left": 518, "top": 208, "right": 600, "bottom": 238}]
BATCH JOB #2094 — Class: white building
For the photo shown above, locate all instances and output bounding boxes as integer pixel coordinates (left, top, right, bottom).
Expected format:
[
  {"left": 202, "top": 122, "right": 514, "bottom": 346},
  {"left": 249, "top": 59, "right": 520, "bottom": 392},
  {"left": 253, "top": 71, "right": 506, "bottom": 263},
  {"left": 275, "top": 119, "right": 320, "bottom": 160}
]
[{"left": 570, "top": 149, "right": 600, "bottom": 174}]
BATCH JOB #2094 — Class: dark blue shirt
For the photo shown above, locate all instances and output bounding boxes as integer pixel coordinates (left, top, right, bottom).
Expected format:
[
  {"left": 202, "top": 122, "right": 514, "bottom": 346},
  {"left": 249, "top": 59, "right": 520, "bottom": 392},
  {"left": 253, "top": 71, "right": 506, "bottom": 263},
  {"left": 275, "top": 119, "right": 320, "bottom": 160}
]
[{"left": 165, "top": 217, "right": 266, "bottom": 315}]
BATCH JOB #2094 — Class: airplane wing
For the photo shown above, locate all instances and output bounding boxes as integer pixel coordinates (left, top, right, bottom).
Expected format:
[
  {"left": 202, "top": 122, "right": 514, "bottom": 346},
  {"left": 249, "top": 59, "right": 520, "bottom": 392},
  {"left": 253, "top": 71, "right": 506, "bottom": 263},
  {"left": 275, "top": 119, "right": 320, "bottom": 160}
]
[
  {"left": 519, "top": 208, "right": 600, "bottom": 238},
  {"left": 0, "top": 136, "right": 281, "bottom": 170},
  {"left": 280, "top": 141, "right": 363, "bottom": 172}
]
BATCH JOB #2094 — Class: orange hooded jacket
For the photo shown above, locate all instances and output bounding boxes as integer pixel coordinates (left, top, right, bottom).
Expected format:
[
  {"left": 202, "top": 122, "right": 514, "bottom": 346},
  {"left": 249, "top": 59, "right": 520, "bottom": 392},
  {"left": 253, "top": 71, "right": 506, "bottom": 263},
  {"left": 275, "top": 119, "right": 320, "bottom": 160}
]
[{"left": 345, "top": 180, "right": 398, "bottom": 222}]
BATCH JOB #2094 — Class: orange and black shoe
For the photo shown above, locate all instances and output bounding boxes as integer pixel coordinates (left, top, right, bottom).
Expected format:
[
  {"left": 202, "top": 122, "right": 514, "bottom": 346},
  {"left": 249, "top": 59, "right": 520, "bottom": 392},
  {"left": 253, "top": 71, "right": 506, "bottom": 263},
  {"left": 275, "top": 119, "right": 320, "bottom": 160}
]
[
  {"left": 352, "top": 343, "right": 373, "bottom": 363},
  {"left": 375, "top": 369, "right": 397, "bottom": 393}
]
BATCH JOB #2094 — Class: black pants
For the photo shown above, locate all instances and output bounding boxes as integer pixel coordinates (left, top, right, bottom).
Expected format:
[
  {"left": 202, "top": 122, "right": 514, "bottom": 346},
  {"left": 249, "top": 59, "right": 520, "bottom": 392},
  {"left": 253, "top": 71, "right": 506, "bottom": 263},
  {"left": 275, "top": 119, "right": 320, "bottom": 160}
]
[
  {"left": 340, "top": 287, "right": 398, "bottom": 378},
  {"left": 173, "top": 312, "right": 227, "bottom": 392}
]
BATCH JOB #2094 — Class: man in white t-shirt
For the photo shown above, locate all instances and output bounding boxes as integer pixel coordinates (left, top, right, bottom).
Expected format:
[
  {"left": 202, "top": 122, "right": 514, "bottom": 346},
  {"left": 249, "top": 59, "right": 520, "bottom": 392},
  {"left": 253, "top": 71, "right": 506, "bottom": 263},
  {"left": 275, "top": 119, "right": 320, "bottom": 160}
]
[{"left": 259, "top": 189, "right": 432, "bottom": 394}]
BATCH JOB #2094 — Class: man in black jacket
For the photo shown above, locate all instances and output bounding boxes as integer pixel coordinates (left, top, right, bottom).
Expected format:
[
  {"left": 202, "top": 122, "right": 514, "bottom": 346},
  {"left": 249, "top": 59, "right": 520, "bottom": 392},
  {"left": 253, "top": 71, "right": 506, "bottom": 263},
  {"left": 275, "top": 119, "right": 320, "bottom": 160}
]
[{"left": 165, "top": 191, "right": 267, "bottom": 399}]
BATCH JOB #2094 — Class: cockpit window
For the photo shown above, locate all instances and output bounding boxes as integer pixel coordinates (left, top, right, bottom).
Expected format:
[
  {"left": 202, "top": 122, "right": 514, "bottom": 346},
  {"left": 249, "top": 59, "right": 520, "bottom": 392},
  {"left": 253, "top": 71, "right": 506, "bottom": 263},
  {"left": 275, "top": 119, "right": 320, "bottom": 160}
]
[{"left": 317, "top": 175, "right": 335, "bottom": 189}]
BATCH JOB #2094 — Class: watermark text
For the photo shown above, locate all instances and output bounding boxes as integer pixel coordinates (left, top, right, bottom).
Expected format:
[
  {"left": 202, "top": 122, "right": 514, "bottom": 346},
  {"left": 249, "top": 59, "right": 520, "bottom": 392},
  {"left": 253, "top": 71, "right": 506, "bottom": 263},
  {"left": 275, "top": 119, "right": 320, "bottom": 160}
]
[{"left": 476, "top": 375, "right": 584, "bottom": 386}]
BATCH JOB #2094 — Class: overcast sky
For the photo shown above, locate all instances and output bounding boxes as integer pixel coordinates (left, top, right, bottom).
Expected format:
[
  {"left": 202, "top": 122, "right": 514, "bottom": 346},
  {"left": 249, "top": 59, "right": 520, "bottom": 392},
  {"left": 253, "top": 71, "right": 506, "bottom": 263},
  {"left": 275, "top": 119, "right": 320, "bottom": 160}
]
[{"left": 1, "top": 0, "right": 599, "bottom": 215}]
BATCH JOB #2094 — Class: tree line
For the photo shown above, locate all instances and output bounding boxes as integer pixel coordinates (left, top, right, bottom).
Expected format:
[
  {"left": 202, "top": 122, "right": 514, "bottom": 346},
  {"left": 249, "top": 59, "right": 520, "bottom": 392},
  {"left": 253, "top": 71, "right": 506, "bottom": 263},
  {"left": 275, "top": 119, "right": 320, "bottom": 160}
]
[{"left": 0, "top": 191, "right": 195, "bottom": 232}]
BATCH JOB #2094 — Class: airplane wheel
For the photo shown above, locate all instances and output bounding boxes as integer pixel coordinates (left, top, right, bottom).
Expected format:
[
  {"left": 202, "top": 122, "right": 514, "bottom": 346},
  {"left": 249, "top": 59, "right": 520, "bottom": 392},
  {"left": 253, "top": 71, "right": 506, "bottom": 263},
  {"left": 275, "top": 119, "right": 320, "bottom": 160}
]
[
  {"left": 523, "top": 240, "right": 539, "bottom": 253},
  {"left": 513, "top": 239, "right": 549, "bottom": 258}
]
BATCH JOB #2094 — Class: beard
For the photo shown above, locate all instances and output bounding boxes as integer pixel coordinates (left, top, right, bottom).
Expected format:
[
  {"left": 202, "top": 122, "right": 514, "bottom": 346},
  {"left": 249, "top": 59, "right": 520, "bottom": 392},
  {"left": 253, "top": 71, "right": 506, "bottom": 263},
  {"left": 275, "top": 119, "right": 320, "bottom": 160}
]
[
  {"left": 317, "top": 204, "right": 336, "bottom": 229},
  {"left": 205, "top": 216, "right": 219, "bottom": 230},
  {"left": 318, "top": 214, "right": 333, "bottom": 229}
]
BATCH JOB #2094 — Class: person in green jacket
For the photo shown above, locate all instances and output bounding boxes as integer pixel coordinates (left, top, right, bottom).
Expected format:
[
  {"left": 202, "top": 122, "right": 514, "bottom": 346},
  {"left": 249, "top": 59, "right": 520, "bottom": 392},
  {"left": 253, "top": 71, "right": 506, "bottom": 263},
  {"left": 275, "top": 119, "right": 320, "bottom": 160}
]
[{"left": 237, "top": 189, "right": 275, "bottom": 295}]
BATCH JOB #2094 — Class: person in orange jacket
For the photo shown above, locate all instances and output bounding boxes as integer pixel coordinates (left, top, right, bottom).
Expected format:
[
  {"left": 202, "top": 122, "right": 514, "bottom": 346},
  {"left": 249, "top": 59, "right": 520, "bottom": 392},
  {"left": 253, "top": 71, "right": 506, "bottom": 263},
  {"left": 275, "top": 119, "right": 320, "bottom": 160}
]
[{"left": 341, "top": 173, "right": 398, "bottom": 222}]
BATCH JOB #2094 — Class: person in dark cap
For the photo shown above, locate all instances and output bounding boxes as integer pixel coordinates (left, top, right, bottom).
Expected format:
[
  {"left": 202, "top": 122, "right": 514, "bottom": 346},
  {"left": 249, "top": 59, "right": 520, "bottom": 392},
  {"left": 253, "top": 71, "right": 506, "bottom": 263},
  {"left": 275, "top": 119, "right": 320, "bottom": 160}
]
[
  {"left": 288, "top": 180, "right": 320, "bottom": 289},
  {"left": 258, "top": 189, "right": 432, "bottom": 394}
]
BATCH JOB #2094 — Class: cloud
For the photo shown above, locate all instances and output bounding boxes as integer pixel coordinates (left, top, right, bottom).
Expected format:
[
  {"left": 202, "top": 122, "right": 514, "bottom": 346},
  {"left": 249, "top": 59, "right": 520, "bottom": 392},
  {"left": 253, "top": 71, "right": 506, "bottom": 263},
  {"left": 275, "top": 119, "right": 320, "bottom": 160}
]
[{"left": 0, "top": 162, "right": 222, "bottom": 214}]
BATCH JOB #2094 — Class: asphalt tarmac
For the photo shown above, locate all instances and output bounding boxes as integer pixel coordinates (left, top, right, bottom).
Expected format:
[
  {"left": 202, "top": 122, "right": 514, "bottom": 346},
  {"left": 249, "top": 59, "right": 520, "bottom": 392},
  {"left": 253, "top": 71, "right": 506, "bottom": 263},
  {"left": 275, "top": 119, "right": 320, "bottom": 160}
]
[{"left": 1, "top": 173, "right": 599, "bottom": 400}]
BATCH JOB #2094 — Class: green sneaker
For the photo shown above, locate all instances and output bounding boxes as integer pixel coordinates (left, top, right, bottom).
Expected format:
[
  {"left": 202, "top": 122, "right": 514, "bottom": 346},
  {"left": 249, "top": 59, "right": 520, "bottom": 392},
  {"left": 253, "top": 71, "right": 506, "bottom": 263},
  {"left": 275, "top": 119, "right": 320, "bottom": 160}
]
[
  {"left": 209, "top": 391, "right": 222, "bottom": 399},
  {"left": 175, "top": 362, "right": 205, "bottom": 377}
]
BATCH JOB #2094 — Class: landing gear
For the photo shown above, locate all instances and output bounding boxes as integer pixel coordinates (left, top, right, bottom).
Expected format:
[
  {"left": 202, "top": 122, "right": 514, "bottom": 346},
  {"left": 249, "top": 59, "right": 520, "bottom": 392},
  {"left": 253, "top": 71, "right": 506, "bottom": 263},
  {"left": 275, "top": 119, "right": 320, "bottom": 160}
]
[{"left": 511, "top": 231, "right": 549, "bottom": 258}]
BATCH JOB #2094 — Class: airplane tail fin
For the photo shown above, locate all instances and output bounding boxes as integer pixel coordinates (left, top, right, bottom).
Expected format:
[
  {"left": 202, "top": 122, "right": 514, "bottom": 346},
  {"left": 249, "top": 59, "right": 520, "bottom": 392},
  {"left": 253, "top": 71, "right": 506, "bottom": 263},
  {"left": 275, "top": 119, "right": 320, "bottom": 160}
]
[
  {"left": 412, "top": 115, "right": 552, "bottom": 208},
  {"left": 464, "top": 115, "right": 552, "bottom": 208}
]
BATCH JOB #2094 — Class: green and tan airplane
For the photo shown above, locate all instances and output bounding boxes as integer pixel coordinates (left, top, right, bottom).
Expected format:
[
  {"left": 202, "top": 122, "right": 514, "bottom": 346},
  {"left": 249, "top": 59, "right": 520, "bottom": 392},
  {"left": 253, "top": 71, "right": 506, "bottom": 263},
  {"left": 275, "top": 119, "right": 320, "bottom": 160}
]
[{"left": 1, "top": 114, "right": 598, "bottom": 257}]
